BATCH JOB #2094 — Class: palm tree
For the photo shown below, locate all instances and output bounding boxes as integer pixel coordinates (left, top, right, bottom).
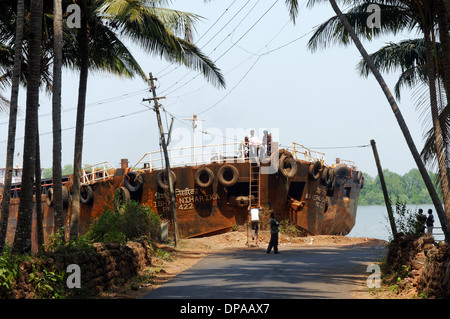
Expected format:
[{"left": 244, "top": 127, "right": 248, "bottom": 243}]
[
  {"left": 68, "top": 0, "right": 226, "bottom": 239},
  {"left": 52, "top": 0, "right": 64, "bottom": 233},
  {"left": 35, "top": 107, "right": 44, "bottom": 251},
  {"left": 12, "top": 0, "right": 44, "bottom": 254},
  {"left": 418, "top": 1, "right": 450, "bottom": 240},
  {"left": 283, "top": 0, "right": 450, "bottom": 242},
  {"left": 314, "top": 0, "right": 450, "bottom": 198},
  {"left": 0, "top": 0, "right": 25, "bottom": 253},
  {"left": 436, "top": 0, "right": 450, "bottom": 101},
  {"left": 0, "top": 0, "right": 64, "bottom": 252}
]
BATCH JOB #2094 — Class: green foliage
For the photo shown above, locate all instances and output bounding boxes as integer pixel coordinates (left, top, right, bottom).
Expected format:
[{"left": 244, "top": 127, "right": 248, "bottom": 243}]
[
  {"left": 0, "top": 244, "right": 68, "bottom": 299},
  {"left": 46, "top": 227, "right": 94, "bottom": 259},
  {"left": 43, "top": 164, "right": 74, "bottom": 178},
  {"left": 359, "top": 169, "right": 441, "bottom": 205},
  {"left": 156, "top": 248, "right": 174, "bottom": 262},
  {"left": 0, "top": 246, "right": 20, "bottom": 298},
  {"left": 279, "top": 219, "right": 302, "bottom": 237},
  {"left": 86, "top": 200, "right": 161, "bottom": 244},
  {"left": 28, "top": 265, "right": 66, "bottom": 299},
  {"left": 391, "top": 195, "right": 422, "bottom": 237}
]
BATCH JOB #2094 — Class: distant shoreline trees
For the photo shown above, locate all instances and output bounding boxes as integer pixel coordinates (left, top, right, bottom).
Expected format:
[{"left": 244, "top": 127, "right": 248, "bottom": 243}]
[{"left": 359, "top": 168, "right": 442, "bottom": 205}]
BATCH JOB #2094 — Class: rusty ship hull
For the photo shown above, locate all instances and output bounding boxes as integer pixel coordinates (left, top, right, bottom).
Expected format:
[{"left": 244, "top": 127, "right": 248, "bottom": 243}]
[{"left": 0, "top": 142, "right": 363, "bottom": 251}]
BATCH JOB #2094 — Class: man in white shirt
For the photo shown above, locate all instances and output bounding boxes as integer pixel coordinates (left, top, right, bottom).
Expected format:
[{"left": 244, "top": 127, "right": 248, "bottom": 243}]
[
  {"left": 249, "top": 206, "right": 260, "bottom": 246},
  {"left": 249, "top": 130, "right": 260, "bottom": 158}
]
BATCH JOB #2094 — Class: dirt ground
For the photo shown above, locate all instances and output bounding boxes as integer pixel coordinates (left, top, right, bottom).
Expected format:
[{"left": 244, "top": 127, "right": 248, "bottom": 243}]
[{"left": 100, "top": 228, "right": 387, "bottom": 299}]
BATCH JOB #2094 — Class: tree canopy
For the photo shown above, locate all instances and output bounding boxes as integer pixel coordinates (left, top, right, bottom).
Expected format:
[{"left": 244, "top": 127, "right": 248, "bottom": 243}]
[{"left": 359, "top": 168, "right": 441, "bottom": 205}]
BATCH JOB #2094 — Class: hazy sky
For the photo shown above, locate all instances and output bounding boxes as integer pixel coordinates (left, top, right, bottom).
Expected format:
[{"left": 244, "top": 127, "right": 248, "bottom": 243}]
[{"left": 0, "top": 0, "right": 434, "bottom": 178}]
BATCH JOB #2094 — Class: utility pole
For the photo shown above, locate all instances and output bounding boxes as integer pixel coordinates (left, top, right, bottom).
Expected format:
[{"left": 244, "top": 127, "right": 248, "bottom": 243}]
[
  {"left": 184, "top": 114, "right": 204, "bottom": 165},
  {"left": 144, "top": 73, "right": 180, "bottom": 247},
  {"left": 370, "top": 139, "right": 397, "bottom": 237}
]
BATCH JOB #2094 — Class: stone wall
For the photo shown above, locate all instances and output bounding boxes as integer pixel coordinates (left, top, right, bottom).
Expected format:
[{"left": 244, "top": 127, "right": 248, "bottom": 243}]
[
  {"left": 83, "top": 241, "right": 153, "bottom": 294},
  {"left": 11, "top": 240, "right": 153, "bottom": 298},
  {"left": 386, "top": 235, "right": 450, "bottom": 298}
]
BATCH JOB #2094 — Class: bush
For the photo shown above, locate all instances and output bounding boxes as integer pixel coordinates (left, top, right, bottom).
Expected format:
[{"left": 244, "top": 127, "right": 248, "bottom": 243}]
[
  {"left": 0, "top": 244, "right": 68, "bottom": 299},
  {"left": 388, "top": 195, "right": 421, "bottom": 239},
  {"left": 46, "top": 227, "right": 94, "bottom": 259},
  {"left": 0, "top": 246, "right": 20, "bottom": 298},
  {"left": 86, "top": 200, "right": 161, "bottom": 243},
  {"left": 279, "top": 219, "right": 302, "bottom": 237}
]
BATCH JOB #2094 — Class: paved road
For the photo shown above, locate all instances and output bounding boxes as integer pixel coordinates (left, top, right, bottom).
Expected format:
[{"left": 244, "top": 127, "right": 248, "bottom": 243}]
[{"left": 144, "top": 246, "right": 385, "bottom": 299}]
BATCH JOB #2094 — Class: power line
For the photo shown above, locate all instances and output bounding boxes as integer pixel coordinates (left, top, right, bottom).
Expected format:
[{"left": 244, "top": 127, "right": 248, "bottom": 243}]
[
  {"left": 0, "top": 88, "right": 149, "bottom": 126},
  {"left": 0, "top": 108, "right": 150, "bottom": 144},
  {"left": 197, "top": 56, "right": 262, "bottom": 116},
  {"left": 163, "top": 27, "right": 314, "bottom": 117},
  {"left": 213, "top": 0, "right": 277, "bottom": 63},
  {"left": 156, "top": 0, "right": 244, "bottom": 79},
  {"left": 309, "top": 144, "right": 371, "bottom": 150},
  {"left": 158, "top": 0, "right": 276, "bottom": 99},
  {"left": 158, "top": 0, "right": 259, "bottom": 95}
]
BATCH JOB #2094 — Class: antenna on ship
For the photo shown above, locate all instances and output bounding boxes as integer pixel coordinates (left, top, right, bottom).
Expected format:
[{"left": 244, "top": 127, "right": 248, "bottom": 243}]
[
  {"left": 143, "top": 73, "right": 180, "bottom": 247},
  {"left": 184, "top": 115, "right": 204, "bottom": 165}
]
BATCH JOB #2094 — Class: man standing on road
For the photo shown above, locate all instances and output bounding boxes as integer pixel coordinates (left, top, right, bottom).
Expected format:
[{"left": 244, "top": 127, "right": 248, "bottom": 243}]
[{"left": 266, "top": 212, "right": 279, "bottom": 254}]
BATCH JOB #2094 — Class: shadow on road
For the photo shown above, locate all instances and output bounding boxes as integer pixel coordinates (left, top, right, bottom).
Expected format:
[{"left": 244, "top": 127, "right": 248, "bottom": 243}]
[{"left": 144, "top": 246, "right": 386, "bottom": 299}]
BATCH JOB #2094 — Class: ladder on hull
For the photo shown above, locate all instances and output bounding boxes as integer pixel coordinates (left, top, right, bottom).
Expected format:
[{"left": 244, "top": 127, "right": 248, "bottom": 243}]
[
  {"left": 249, "top": 161, "right": 260, "bottom": 208},
  {"left": 247, "top": 161, "right": 261, "bottom": 247}
]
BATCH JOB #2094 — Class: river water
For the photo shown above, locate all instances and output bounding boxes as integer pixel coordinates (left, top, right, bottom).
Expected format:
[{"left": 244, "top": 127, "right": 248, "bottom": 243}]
[{"left": 347, "top": 204, "right": 444, "bottom": 241}]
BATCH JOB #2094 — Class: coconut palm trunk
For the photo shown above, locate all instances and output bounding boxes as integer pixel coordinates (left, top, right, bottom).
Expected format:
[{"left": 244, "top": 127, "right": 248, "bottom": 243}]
[
  {"left": 12, "top": 0, "right": 44, "bottom": 254},
  {"left": 437, "top": 0, "right": 450, "bottom": 99},
  {"left": 35, "top": 118, "right": 44, "bottom": 251},
  {"left": 327, "top": 0, "right": 450, "bottom": 242},
  {"left": 443, "top": 0, "right": 450, "bottom": 21},
  {"left": 70, "top": 3, "right": 89, "bottom": 240},
  {"left": 52, "top": 0, "right": 64, "bottom": 232},
  {"left": 0, "top": 0, "right": 25, "bottom": 253},
  {"left": 423, "top": 23, "right": 450, "bottom": 225}
]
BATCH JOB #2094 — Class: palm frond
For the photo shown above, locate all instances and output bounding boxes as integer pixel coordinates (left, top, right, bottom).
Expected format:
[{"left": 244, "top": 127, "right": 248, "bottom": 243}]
[
  {"left": 0, "top": 93, "right": 9, "bottom": 115},
  {"left": 285, "top": 0, "right": 299, "bottom": 24},
  {"left": 358, "top": 39, "right": 430, "bottom": 76},
  {"left": 145, "top": 7, "right": 202, "bottom": 42},
  {"left": 421, "top": 101, "right": 450, "bottom": 170},
  {"left": 357, "top": 38, "right": 443, "bottom": 101},
  {"left": 111, "top": 3, "right": 225, "bottom": 88},
  {"left": 177, "top": 38, "right": 226, "bottom": 88},
  {"left": 98, "top": 0, "right": 202, "bottom": 41},
  {"left": 394, "top": 64, "right": 428, "bottom": 99},
  {"left": 307, "top": 3, "right": 414, "bottom": 52}
]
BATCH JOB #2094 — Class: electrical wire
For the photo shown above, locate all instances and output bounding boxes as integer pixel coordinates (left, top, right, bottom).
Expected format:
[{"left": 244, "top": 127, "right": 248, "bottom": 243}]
[
  {"left": 0, "top": 88, "right": 149, "bottom": 126},
  {"left": 309, "top": 144, "right": 371, "bottom": 149}
]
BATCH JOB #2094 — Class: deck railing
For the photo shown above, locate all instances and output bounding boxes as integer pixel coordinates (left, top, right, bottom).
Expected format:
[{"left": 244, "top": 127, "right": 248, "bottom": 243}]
[
  {"left": 284, "top": 142, "right": 325, "bottom": 164},
  {"left": 129, "top": 140, "right": 326, "bottom": 172},
  {"left": 130, "top": 141, "right": 249, "bottom": 172},
  {"left": 81, "top": 161, "right": 117, "bottom": 185}
]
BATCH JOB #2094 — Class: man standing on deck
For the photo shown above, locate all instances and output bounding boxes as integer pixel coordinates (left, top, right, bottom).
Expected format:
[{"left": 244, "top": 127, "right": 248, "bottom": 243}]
[
  {"left": 266, "top": 212, "right": 280, "bottom": 254},
  {"left": 249, "top": 130, "right": 260, "bottom": 159}
]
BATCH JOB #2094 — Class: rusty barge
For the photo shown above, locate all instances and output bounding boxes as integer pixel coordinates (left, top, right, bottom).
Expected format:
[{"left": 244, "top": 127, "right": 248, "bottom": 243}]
[{"left": 0, "top": 141, "right": 363, "bottom": 251}]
